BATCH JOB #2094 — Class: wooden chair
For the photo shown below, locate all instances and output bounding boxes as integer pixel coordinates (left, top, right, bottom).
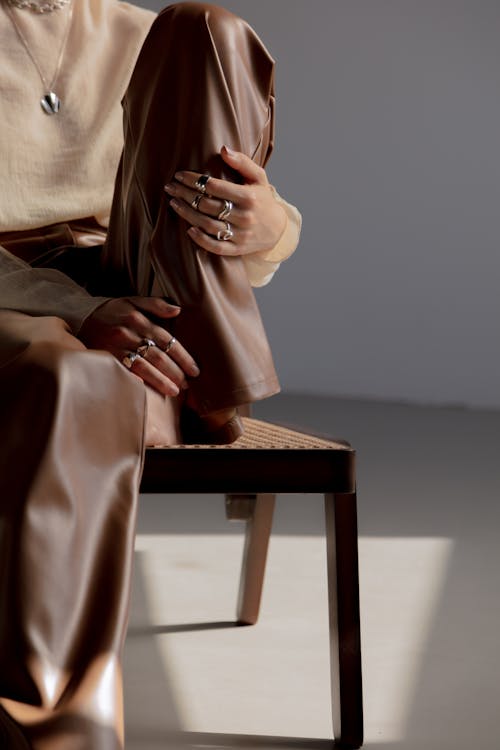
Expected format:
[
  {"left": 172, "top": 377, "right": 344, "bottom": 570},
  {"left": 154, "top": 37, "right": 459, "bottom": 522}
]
[{"left": 140, "top": 417, "right": 363, "bottom": 749}]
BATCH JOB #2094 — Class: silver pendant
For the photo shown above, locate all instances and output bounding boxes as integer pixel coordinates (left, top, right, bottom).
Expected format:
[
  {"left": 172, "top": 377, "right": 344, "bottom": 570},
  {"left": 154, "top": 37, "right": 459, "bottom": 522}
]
[{"left": 40, "top": 92, "right": 61, "bottom": 115}]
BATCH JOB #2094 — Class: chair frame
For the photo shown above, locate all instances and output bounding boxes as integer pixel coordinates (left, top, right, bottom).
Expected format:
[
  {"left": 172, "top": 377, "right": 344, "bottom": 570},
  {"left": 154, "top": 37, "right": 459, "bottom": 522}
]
[{"left": 140, "top": 419, "right": 363, "bottom": 749}]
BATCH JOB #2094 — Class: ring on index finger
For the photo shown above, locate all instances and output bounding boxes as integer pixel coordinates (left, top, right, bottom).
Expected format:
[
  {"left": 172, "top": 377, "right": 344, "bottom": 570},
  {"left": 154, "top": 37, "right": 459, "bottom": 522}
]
[{"left": 194, "top": 174, "right": 210, "bottom": 194}]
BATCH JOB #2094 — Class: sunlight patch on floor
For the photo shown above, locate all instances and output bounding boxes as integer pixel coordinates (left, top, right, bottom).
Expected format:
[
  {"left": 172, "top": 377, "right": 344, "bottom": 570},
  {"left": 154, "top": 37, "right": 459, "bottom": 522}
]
[
  {"left": 359, "top": 537, "right": 453, "bottom": 743},
  {"left": 130, "top": 533, "right": 452, "bottom": 744}
]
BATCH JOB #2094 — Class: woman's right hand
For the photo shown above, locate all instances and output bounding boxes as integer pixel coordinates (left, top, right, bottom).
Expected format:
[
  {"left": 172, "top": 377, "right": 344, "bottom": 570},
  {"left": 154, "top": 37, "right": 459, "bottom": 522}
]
[{"left": 78, "top": 296, "right": 200, "bottom": 396}]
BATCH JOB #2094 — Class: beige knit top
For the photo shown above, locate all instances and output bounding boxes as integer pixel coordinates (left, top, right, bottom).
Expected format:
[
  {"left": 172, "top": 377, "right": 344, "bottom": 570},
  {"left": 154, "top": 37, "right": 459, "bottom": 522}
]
[{"left": 0, "top": 0, "right": 300, "bottom": 332}]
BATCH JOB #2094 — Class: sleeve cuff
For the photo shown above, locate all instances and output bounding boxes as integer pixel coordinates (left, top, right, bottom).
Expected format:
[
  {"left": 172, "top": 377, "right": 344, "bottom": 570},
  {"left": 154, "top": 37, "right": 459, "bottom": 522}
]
[{"left": 242, "top": 187, "right": 302, "bottom": 287}]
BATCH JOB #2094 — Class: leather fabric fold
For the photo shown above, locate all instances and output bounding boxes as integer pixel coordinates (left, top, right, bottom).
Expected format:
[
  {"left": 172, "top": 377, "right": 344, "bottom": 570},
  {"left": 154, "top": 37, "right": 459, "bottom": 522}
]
[{"left": 103, "top": 2, "right": 280, "bottom": 415}]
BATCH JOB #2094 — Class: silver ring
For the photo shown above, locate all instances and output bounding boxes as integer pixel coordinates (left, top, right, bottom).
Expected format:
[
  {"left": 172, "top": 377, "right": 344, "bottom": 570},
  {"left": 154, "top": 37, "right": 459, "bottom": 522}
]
[
  {"left": 216, "top": 221, "right": 233, "bottom": 241},
  {"left": 217, "top": 199, "right": 233, "bottom": 221},
  {"left": 194, "top": 174, "right": 210, "bottom": 194},
  {"left": 163, "top": 336, "right": 177, "bottom": 354},
  {"left": 122, "top": 351, "right": 140, "bottom": 369},
  {"left": 136, "top": 338, "right": 157, "bottom": 358},
  {"left": 191, "top": 193, "right": 204, "bottom": 211}
]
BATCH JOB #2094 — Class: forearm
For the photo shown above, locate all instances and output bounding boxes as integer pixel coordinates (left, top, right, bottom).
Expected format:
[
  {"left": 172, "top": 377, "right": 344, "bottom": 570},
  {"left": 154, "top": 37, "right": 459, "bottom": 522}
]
[{"left": 0, "top": 246, "right": 110, "bottom": 335}]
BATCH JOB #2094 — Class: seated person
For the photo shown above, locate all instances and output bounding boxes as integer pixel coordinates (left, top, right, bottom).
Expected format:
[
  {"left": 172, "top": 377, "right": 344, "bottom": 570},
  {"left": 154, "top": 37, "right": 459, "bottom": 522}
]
[{"left": 0, "top": 1, "right": 301, "bottom": 747}]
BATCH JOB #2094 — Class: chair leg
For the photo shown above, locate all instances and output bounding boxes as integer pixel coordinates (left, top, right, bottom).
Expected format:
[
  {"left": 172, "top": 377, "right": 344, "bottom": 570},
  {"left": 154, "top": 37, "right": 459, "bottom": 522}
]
[
  {"left": 324, "top": 492, "right": 363, "bottom": 749},
  {"left": 226, "top": 493, "right": 275, "bottom": 625}
]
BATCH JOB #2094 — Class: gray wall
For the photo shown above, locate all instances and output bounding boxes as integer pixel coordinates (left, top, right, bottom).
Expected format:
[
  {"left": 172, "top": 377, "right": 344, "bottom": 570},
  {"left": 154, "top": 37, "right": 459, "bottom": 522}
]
[{"left": 135, "top": 1, "right": 500, "bottom": 409}]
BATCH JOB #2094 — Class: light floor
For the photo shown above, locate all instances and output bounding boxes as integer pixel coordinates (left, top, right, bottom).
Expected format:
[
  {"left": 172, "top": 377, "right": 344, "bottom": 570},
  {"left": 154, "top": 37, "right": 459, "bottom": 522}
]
[{"left": 124, "top": 394, "right": 500, "bottom": 750}]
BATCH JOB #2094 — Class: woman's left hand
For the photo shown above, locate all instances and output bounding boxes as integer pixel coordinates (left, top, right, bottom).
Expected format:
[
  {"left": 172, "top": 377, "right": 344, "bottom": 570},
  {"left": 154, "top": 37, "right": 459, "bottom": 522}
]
[{"left": 164, "top": 145, "right": 287, "bottom": 257}]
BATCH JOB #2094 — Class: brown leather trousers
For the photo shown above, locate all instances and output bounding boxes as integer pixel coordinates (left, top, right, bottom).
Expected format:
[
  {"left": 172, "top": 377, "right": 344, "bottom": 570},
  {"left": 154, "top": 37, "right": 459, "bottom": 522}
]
[
  {"left": 103, "top": 1, "right": 279, "bottom": 416},
  {"left": 0, "top": 313, "right": 145, "bottom": 750},
  {"left": 0, "top": 3, "right": 278, "bottom": 747}
]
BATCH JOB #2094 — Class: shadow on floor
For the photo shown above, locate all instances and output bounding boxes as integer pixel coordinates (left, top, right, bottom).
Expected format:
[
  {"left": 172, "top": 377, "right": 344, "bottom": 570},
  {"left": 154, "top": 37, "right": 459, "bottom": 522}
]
[
  {"left": 127, "top": 620, "right": 240, "bottom": 636},
  {"left": 130, "top": 394, "right": 500, "bottom": 749}
]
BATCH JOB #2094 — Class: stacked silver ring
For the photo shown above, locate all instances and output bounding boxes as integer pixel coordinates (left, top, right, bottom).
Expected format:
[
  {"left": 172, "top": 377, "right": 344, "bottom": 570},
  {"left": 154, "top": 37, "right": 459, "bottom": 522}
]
[
  {"left": 191, "top": 193, "right": 204, "bottom": 210},
  {"left": 136, "top": 338, "right": 156, "bottom": 358},
  {"left": 217, "top": 199, "right": 233, "bottom": 221},
  {"left": 164, "top": 336, "right": 176, "bottom": 354},
  {"left": 122, "top": 338, "right": 157, "bottom": 369},
  {"left": 122, "top": 351, "right": 140, "bottom": 369},
  {"left": 217, "top": 222, "right": 233, "bottom": 241}
]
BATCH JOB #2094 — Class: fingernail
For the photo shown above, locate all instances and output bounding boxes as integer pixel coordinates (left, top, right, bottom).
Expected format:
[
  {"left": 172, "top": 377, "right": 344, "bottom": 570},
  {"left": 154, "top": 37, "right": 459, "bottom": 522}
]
[
  {"left": 191, "top": 364, "right": 200, "bottom": 377},
  {"left": 170, "top": 198, "right": 180, "bottom": 209},
  {"left": 164, "top": 183, "right": 176, "bottom": 194},
  {"left": 222, "top": 145, "right": 235, "bottom": 156},
  {"left": 174, "top": 172, "right": 184, "bottom": 182},
  {"left": 181, "top": 381, "right": 189, "bottom": 390},
  {"left": 169, "top": 384, "right": 180, "bottom": 396}
]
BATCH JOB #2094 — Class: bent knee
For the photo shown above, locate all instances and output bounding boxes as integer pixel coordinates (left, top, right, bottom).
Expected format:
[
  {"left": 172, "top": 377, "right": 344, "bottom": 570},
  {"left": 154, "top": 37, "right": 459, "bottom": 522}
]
[
  {"left": 160, "top": 2, "right": 236, "bottom": 22},
  {"left": 157, "top": 2, "right": 243, "bottom": 40}
]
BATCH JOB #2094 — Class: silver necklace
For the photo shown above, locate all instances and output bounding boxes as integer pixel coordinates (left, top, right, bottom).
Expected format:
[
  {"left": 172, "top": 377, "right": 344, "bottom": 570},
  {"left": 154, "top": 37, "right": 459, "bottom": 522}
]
[
  {"left": 7, "top": 0, "right": 71, "bottom": 14},
  {"left": 5, "top": 0, "right": 74, "bottom": 114}
]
